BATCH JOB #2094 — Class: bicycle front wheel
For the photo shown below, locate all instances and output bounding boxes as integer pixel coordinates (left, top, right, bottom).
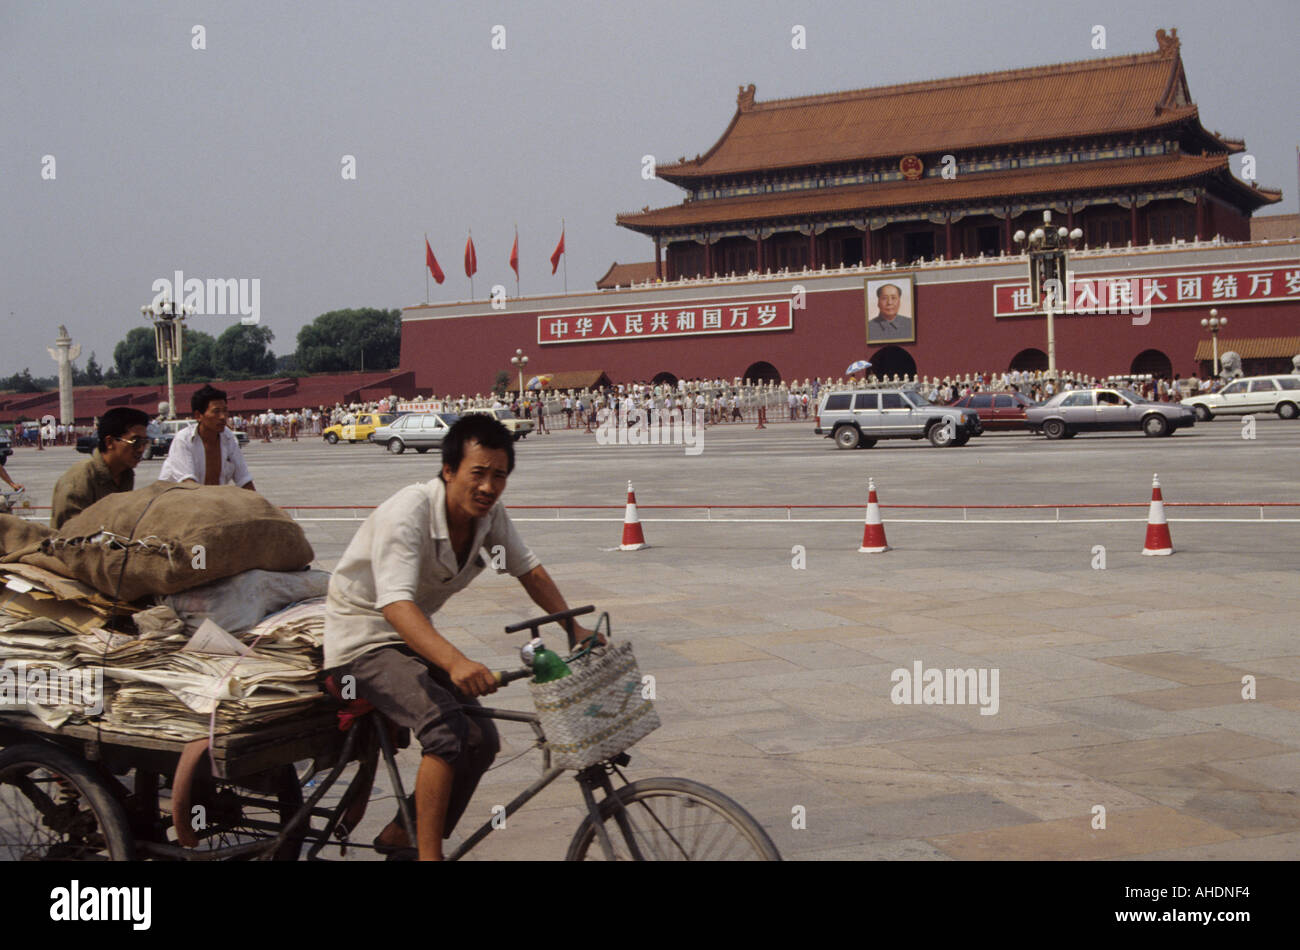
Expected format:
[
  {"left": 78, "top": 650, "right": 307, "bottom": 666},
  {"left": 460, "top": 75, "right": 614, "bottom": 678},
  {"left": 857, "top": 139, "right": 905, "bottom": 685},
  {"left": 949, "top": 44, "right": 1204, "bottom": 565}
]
[{"left": 566, "top": 777, "right": 780, "bottom": 861}]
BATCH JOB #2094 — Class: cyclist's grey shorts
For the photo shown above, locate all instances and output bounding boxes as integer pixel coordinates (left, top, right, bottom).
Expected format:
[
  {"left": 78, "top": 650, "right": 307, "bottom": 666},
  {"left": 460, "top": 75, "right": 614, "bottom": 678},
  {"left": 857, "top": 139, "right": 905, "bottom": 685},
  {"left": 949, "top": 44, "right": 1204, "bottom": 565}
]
[{"left": 335, "top": 644, "right": 498, "bottom": 765}]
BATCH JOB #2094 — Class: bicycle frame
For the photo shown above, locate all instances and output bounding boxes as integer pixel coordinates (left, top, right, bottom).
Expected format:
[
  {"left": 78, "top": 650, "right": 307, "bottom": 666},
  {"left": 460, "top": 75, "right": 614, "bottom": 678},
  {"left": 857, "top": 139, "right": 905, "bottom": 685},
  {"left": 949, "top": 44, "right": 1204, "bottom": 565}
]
[{"left": 276, "top": 701, "right": 638, "bottom": 862}]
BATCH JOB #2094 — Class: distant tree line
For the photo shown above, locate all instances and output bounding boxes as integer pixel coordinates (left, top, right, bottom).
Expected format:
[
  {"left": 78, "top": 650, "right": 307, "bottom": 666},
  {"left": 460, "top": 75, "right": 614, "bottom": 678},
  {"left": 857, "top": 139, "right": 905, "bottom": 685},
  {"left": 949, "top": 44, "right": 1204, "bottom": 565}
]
[{"left": 0, "top": 308, "right": 402, "bottom": 391}]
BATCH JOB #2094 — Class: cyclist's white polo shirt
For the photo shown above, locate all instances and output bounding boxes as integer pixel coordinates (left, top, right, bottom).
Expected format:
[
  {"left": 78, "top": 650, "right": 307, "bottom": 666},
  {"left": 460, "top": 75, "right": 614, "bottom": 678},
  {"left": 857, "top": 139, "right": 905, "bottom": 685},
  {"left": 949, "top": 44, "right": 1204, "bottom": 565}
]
[{"left": 324, "top": 477, "right": 539, "bottom": 669}]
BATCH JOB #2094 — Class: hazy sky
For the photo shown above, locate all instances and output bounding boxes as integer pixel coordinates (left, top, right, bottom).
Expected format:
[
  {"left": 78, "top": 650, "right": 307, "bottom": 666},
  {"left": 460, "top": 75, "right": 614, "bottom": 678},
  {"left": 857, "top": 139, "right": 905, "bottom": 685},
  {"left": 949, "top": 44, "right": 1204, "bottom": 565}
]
[{"left": 2, "top": 0, "right": 1296, "bottom": 378}]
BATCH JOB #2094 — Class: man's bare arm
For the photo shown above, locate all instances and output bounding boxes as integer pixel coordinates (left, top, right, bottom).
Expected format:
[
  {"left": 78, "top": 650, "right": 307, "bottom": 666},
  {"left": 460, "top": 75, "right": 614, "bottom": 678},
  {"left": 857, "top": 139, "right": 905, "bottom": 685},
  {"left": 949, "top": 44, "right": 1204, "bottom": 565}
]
[
  {"left": 381, "top": 600, "right": 497, "bottom": 696},
  {"left": 517, "top": 565, "right": 598, "bottom": 646}
]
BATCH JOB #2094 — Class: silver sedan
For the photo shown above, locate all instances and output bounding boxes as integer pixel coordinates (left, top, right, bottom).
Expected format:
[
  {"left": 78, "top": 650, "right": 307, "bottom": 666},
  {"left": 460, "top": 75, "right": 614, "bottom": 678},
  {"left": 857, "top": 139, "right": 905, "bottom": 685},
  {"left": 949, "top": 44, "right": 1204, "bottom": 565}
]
[
  {"left": 1025, "top": 388, "right": 1195, "bottom": 439},
  {"left": 371, "top": 412, "right": 460, "bottom": 454}
]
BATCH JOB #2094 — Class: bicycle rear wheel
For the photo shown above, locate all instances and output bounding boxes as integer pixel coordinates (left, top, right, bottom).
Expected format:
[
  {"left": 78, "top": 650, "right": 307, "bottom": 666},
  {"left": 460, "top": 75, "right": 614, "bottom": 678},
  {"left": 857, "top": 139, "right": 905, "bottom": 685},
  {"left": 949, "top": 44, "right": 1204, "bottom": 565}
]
[{"left": 566, "top": 777, "right": 780, "bottom": 861}]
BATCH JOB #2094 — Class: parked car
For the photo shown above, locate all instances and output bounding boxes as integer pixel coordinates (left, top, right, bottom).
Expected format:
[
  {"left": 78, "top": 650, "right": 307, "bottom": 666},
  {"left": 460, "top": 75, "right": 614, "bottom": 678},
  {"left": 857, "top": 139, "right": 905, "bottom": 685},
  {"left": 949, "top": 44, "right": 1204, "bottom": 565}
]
[
  {"left": 462, "top": 407, "right": 534, "bottom": 440},
  {"left": 75, "top": 420, "right": 165, "bottom": 459},
  {"left": 372, "top": 412, "right": 460, "bottom": 454},
  {"left": 0, "top": 429, "right": 11, "bottom": 465},
  {"left": 1182, "top": 375, "right": 1300, "bottom": 421},
  {"left": 1025, "top": 388, "right": 1195, "bottom": 438},
  {"left": 815, "top": 388, "right": 982, "bottom": 448},
  {"left": 948, "top": 391, "right": 1038, "bottom": 430},
  {"left": 323, "top": 412, "right": 400, "bottom": 444}
]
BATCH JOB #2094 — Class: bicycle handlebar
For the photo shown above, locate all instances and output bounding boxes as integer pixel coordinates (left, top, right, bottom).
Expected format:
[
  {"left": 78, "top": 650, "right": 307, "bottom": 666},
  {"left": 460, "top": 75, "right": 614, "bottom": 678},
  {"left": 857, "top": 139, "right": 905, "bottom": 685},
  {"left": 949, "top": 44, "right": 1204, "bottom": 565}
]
[
  {"left": 502, "top": 604, "right": 594, "bottom": 636},
  {"left": 493, "top": 667, "right": 534, "bottom": 686}
]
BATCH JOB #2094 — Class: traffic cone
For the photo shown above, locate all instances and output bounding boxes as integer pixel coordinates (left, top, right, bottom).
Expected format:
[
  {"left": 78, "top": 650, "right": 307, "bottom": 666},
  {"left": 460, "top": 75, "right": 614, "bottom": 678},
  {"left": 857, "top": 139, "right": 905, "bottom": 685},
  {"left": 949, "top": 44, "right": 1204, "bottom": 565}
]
[
  {"left": 858, "top": 477, "right": 890, "bottom": 553},
  {"left": 1141, "top": 473, "right": 1173, "bottom": 556},
  {"left": 620, "top": 480, "right": 649, "bottom": 550}
]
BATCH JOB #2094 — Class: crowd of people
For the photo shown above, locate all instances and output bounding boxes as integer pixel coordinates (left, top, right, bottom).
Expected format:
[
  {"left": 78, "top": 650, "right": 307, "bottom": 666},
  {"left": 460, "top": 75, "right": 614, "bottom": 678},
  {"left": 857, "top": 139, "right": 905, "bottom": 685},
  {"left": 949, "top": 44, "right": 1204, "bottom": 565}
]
[{"left": 0, "top": 369, "right": 1247, "bottom": 461}]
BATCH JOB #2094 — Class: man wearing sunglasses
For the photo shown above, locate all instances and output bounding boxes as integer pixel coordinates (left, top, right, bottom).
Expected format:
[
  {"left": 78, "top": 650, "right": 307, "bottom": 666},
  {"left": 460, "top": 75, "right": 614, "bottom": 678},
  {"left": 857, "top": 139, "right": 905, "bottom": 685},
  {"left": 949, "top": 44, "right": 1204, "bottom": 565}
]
[{"left": 49, "top": 407, "right": 152, "bottom": 529}]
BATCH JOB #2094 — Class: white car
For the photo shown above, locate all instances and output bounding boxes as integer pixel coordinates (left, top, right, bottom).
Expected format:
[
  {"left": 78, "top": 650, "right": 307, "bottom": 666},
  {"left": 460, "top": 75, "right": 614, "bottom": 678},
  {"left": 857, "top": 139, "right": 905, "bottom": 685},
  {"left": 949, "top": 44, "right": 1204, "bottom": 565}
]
[
  {"left": 1183, "top": 375, "right": 1300, "bottom": 421},
  {"left": 462, "top": 407, "right": 534, "bottom": 440}
]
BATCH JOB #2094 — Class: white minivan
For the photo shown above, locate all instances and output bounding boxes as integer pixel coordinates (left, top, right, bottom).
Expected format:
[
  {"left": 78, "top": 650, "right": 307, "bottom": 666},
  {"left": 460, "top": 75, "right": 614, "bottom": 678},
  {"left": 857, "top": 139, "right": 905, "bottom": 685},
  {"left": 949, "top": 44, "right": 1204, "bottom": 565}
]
[{"left": 1183, "top": 375, "right": 1300, "bottom": 421}]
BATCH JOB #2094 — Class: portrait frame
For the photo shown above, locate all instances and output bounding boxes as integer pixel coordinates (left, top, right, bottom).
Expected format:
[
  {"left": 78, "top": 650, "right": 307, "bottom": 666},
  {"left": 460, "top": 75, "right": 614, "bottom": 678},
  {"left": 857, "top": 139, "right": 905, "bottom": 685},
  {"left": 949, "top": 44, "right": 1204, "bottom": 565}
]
[{"left": 865, "top": 275, "right": 916, "bottom": 344}]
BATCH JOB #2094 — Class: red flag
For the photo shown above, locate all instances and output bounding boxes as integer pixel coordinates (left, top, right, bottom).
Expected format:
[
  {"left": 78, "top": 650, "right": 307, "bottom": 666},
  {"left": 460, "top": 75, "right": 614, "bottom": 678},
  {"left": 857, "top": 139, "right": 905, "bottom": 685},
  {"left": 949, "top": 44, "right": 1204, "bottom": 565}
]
[
  {"left": 509, "top": 231, "right": 519, "bottom": 279},
  {"left": 425, "top": 238, "right": 444, "bottom": 284},
  {"left": 464, "top": 234, "right": 477, "bottom": 278},
  {"left": 550, "top": 228, "right": 565, "bottom": 274}
]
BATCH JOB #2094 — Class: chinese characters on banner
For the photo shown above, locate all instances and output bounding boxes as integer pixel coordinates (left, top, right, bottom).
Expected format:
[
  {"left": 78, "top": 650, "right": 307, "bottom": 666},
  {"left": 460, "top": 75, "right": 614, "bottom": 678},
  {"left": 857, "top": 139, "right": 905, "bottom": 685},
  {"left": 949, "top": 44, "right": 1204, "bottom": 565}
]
[
  {"left": 993, "top": 264, "right": 1300, "bottom": 317},
  {"left": 538, "top": 298, "right": 793, "bottom": 345}
]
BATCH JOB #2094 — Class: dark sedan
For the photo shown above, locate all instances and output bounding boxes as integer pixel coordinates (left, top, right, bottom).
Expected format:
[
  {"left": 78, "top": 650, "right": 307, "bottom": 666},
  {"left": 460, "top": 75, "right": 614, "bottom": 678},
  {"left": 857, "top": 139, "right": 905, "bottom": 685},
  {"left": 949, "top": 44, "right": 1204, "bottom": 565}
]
[
  {"left": 949, "top": 391, "right": 1037, "bottom": 430},
  {"left": 1025, "top": 388, "right": 1195, "bottom": 439}
]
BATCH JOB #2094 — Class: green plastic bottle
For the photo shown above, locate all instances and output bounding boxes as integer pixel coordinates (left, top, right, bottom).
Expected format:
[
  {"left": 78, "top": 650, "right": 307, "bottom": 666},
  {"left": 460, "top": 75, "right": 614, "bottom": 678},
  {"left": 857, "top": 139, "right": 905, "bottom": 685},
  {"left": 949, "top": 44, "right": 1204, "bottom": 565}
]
[{"left": 531, "top": 645, "right": 572, "bottom": 683}]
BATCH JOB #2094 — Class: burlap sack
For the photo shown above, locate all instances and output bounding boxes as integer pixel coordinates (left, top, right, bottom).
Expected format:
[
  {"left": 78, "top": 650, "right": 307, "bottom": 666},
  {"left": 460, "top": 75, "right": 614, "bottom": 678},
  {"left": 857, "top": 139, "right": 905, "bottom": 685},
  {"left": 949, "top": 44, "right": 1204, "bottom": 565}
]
[
  {"left": 0, "top": 514, "right": 54, "bottom": 558},
  {"left": 9, "top": 481, "right": 314, "bottom": 602}
]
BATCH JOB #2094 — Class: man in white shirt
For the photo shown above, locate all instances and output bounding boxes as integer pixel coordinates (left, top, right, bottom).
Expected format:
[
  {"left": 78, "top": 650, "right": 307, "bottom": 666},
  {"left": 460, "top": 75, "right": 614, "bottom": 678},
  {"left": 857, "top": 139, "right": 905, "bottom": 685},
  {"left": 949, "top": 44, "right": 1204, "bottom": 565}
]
[
  {"left": 158, "top": 384, "right": 256, "bottom": 490},
  {"left": 324, "top": 414, "right": 593, "bottom": 861}
]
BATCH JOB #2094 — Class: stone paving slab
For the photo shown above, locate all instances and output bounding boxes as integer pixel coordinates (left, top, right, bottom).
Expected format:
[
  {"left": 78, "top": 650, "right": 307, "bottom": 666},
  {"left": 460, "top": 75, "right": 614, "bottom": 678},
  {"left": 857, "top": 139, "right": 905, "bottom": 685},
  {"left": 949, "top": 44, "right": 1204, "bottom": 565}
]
[
  {"left": 1099, "top": 652, "right": 1257, "bottom": 685},
  {"left": 930, "top": 806, "right": 1240, "bottom": 860},
  {"left": 1039, "top": 730, "right": 1291, "bottom": 778}
]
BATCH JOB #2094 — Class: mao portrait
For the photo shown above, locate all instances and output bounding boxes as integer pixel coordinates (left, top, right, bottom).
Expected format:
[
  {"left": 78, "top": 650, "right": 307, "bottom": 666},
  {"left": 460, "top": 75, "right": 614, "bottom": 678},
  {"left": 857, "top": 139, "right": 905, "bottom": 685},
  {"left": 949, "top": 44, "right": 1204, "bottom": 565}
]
[{"left": 865, "top": 277, "right": 916, "bottom": 344}]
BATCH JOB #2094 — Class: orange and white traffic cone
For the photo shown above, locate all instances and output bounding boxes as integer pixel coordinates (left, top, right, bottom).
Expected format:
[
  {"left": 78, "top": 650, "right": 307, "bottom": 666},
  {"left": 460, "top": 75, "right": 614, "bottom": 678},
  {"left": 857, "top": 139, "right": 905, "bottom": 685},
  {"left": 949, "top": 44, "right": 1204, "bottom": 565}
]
[
  {"left": 858, "top": 477, "right": 890, "bottom": 553},
  {"left": 1141, "top": 473, "right": 1173, "bottom": 556},
  {"left": 620, "top": 480, "right": 649, "bottom": 551}
]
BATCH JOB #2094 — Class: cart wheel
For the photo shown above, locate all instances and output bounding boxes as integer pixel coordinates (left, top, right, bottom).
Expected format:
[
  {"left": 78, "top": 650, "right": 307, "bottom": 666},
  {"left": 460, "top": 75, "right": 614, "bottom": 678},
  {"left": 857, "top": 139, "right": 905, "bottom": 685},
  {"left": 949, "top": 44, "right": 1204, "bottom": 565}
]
[
  {"left": 175, "top": 759, "right": 304, "bottom": 861},
  {"left": 0, "top": 743, "right": 135, "bottom": 861}
]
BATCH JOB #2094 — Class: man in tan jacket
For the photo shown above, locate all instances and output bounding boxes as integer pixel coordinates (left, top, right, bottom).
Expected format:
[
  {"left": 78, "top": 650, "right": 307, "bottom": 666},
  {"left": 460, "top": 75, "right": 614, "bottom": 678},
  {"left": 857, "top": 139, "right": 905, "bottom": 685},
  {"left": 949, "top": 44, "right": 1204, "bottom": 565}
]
[{"left": 50, "top": 408, "right": 150, "bottom": 529}]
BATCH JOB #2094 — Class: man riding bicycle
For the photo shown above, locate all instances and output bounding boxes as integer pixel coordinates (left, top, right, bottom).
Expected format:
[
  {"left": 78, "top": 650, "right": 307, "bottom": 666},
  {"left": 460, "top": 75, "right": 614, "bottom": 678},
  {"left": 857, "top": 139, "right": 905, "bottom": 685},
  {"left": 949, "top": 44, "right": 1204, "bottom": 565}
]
[{"left": 323, "top": 415, "right": 594, "bottom": 860}]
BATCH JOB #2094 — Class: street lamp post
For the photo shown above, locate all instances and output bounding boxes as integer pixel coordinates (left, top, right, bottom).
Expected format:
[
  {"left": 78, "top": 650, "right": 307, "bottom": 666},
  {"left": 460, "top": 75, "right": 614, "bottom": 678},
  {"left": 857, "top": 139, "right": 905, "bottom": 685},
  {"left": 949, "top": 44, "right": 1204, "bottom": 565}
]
[
  {"left": 140, "top": 298, "right": 193, "bottom": 420},
  {"left": 510, "top": 348, "right": 529, "bottom": 400},
  {"left": 1014, "top": 211, "right": 1083, "bottom": 382},
  {"left": 1201, "top": 309, "right": 1227, "bottom": 378}
]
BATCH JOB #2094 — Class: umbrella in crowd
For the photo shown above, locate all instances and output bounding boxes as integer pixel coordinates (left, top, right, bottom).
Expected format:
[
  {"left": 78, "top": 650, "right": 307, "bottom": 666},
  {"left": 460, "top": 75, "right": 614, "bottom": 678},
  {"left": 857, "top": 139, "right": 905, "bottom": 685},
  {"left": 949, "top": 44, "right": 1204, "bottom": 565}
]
[
  {"left": 845, "top": 360, "right": 872, "bottom": 374},
  {"left": 526, "top": 375, "right": 554, "bottom": 390}
]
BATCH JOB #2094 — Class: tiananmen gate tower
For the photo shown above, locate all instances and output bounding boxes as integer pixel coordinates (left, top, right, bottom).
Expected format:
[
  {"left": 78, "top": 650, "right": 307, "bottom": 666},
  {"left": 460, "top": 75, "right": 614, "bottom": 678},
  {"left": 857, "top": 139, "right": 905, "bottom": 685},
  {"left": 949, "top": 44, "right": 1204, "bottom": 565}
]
[{"left": 400, "top": 29, "right": 1298, "bottom": 394}]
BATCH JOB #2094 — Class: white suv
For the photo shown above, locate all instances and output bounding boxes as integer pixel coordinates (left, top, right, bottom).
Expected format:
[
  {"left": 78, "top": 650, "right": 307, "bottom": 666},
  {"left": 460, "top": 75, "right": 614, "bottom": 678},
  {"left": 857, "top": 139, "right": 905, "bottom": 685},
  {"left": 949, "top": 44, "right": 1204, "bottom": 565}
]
[{"left": 1183, "top": 375, "right": 1300, "bottom": 421}]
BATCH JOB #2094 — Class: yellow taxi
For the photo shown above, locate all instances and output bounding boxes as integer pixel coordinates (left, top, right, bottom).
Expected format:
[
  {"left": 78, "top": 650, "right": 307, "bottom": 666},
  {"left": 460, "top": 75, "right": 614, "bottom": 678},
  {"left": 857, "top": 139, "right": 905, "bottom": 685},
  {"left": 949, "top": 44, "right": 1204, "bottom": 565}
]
[{"left": 323, "top": 412, "right": 399, "bottom": 444}]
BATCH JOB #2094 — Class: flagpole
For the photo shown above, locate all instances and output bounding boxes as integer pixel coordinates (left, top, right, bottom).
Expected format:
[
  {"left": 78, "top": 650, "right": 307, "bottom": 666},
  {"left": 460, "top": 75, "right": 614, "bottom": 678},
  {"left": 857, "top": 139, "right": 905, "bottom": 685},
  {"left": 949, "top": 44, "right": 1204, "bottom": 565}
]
[
  {"left": 515, "top": 223, "right": 520, "bottom": 299},
  {"left": 468, "top": 228, "right": 475, "bottom": 301},
  {"left": 562, "top": 217, "right": 568, "bottom": 294},
  {"left": 424, "top": 232, "right": 429, "bottom": 304}
]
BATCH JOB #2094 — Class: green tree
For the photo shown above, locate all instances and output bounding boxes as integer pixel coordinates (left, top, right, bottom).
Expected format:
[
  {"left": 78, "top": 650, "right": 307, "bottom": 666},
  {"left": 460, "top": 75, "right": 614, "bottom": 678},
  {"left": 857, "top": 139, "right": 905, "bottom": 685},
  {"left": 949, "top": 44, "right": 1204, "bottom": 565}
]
[
  {"left": 0, "top": 368, "right": 43, "bottom": 393},
  {"left": 113, "top": 327, "right": 159, "bottom": 380},
  {"left": 493, "top": 371, "right": 510, "bottom": 399},
  {"left": 213, "top": 324, "right": 276, "bottom": 378},
  {"left": 83, "top": 352, "right": 103, "bottom": 385},
  {"left": 179, "top": 329, "right": 217, "bottom": 381},
  {"left": 295, "top": 308, "right": 401, "bottom": 374}
]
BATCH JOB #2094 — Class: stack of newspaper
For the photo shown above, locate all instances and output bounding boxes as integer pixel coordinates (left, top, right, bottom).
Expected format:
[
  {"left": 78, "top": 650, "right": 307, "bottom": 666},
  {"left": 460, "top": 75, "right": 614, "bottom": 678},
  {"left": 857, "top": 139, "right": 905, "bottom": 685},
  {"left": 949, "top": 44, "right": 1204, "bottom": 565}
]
[
  {"left": 98, "top": 605, "right": 328, "bottom": 741},
  {"left": 0, "top": 566, "right": 143, "bottom": 727},
  {"left": 1, "top": 564, "right": 330, "bottom": 738}
]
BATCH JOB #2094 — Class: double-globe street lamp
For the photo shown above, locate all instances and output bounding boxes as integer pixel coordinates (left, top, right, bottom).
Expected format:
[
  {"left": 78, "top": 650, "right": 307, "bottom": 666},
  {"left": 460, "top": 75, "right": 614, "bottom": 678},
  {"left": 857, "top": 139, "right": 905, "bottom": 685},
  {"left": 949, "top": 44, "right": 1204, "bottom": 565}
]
[
  {"left": 1014, "top": 211, "right": 1083, "bottom": 382},
  {"left": 1201, "top": 309, "right": 1227, "bottom": 378},
  {"left": 510, "top": 348, "right": 529, "bottom": 401},
  {"left": 141, "top": 298, "right": 193, "bottom": 420}
]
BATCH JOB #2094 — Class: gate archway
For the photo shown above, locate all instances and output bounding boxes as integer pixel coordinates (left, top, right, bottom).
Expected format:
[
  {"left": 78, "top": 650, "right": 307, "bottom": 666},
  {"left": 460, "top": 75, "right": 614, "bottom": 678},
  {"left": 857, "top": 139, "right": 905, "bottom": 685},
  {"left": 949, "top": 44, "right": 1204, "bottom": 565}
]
[
  {"left": 1009, "top": 348, "right": 1048, "bottom": 372},
  {"left": 866, "top": 346, "right": 917, "bottom": 379},
  {"left": 1130, "top": 349, "right": 1172, "bottom": 379},
  {"left": 743, "top": 361, "right": 781, "bottom": 383}
]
